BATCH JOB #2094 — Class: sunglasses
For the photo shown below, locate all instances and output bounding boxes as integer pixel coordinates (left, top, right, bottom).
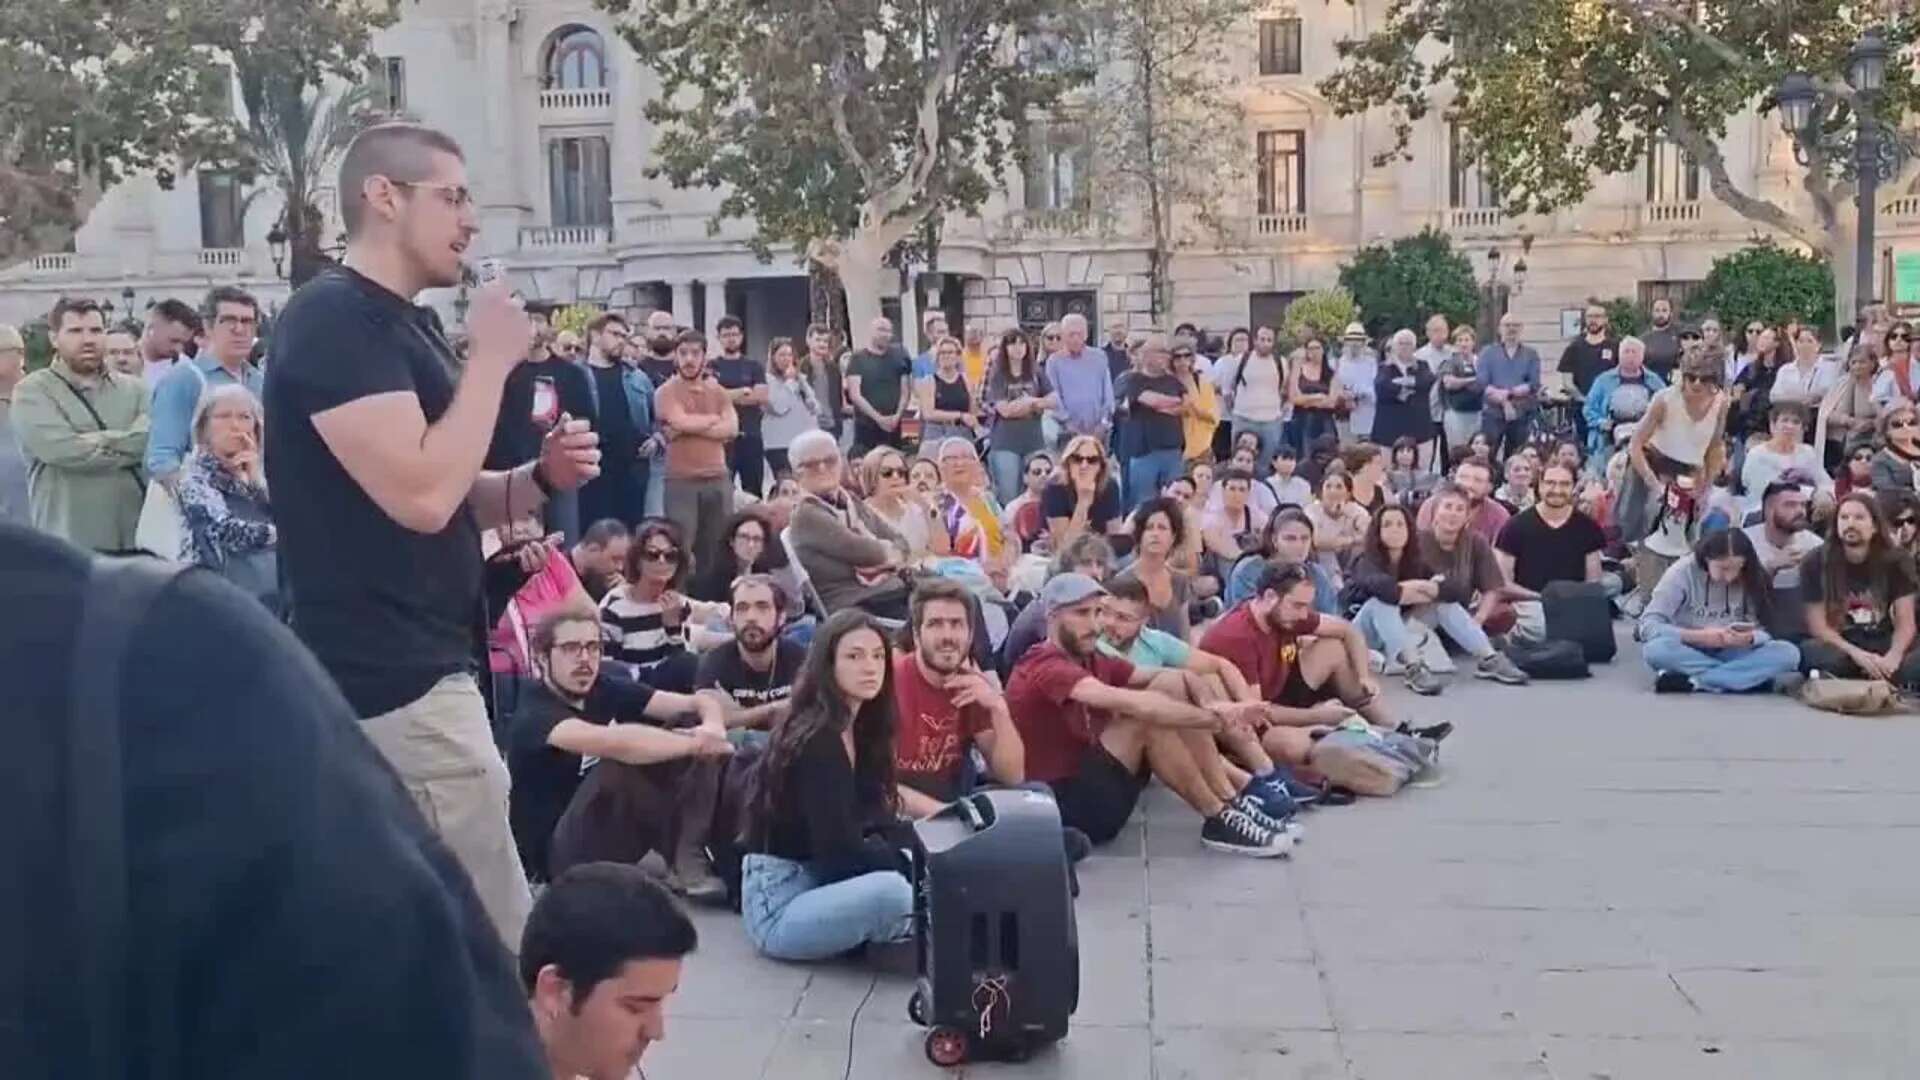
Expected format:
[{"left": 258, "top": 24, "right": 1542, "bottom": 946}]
[
  {"left": 640, "top": 547, "right": 679, "bottom": 563},
  {"left": 1891, "top": 418, "right": 1919, "bottom": 430},
  {"left": 1893, "top": 333, "right": 1912, "bottom": 342},
  {"left": 1746, "top": 325, "right": 1764, "bottom": 334},
  {"left": 878, "top": 466, "right": 905, "bottom": 479},
  {"left": 1068, "top": 454, "right": 1103, "bottom": 466},
  {"left": 1853, "top": 452, "right": 1875, "bottom": 461},
  {"left": 1681, "top": 373, "right": 1722, "bottom": 386}
]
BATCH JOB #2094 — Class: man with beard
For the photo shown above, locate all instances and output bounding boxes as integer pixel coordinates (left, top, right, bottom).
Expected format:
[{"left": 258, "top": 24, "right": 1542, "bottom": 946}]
[
  {"left": 638, "top": 308, "right": 680, "bottom": 387},
  {"left": 1745, "top": 480, "right": 1822, "bottom": 591},
  {"left": 11, "top": 297, "right": 150, "bottom": 552},
  {"left": 1416, "top": 455, "right": 1509, "bottom": 544},
  {"left": 805, "top": 322, "right": 843, "bottom": 439},
  {"left": 508, "top": 605, "right": 732, "bottom": 895},
  {"left": 1581, "top": 335, "right": 1664, "bottom": 463},
  {"left": 656, "top": 329, "right": 738, "bottom": 560},
  {"left": 1798, "top": 492, "right": 1920, "bottom": 685},
  {"left": 694, "top": 574, "right": 806, "bottom": 732},
  {"left": 138, "top": 298, "right": 200, "bottom": 389},
  {"left": 522, "top": 864, "right": 697, "bottom": 1080},
  {"left": 1560, "top": 304, "right": 1618, "bottom": 405},
  {"left": 1008, "top": 573, "right": 1289, "bottom": 855},
  {"left": 709, "top": 314, "right": 768, "bottom": 496},
  {"left": 575, "top": 312, "right": 652, "bottom": 533},
  {"left": 1641, "top": 297, "right": 1682, "bottom": 382},
  {"left": 892, "top": 579, "right": 1027, "bottom": 813},
  {"left": 1495, "top": 462, "right": 1609, "bottom": 642},
  {"left": 568, "top": 517, "right": 631, "bottom": 601}
]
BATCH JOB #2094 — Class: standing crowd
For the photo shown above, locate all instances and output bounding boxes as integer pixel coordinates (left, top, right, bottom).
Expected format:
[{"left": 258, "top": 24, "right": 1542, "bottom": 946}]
[{"left": 9, "top": 117, "right": 1920, "bottom": 1076}]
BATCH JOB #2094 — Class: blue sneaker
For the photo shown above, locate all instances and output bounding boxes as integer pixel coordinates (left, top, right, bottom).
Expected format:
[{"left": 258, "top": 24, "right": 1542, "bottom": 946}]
[
  {"left": 1247, "top": 777, "right": 1298, "bottom": 822},
  {"left": 1258, "top": 770, "right": 1316, "bottom": 809}
]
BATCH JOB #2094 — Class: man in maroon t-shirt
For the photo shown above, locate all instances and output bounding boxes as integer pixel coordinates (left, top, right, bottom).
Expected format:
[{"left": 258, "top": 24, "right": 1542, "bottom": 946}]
[
  {"left": 893, "top": 580, "right": 1026, "bottom": 814},
  {"left": 1200, "top": 561, "right": 1406, "bottom": 773},
  {"left": 1006, "top": 574, "right": 1294, "bottom": 856}
]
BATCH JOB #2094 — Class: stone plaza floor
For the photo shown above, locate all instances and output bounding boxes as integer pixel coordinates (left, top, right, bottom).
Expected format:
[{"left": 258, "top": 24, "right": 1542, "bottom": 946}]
[{"left": 646, "top": 640, "right": 1920, "bottom": 1078}]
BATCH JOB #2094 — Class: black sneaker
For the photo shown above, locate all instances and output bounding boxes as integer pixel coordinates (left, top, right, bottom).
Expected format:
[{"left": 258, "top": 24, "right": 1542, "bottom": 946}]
[
  {"left": 1397, "top": 720, "right": 1455, "bottom": 743},
  {"left": 1655, "top": 671, "right": 1694, "bottom": 694},
  {"left": 1202, "top": 807, "right": 1293, "bottom": 857},
  {"left": 1061, "top": 826, "right": 1093, "bottom": 864}
]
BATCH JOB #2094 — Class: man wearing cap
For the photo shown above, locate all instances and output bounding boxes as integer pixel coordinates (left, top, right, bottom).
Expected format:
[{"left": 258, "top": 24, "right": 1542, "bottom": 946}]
[
  {"left": 1477, "top": 313, "right": 1543, "bottom": 460},
  {"left": 0, "top": 322, "right": 29, "bottom": 525},
  {"left": 1333, "top": 323, "right": 1379, "bottom": 442},
  {"left": 1006, "top": 573, "right": 1297, "bottom": 857}
]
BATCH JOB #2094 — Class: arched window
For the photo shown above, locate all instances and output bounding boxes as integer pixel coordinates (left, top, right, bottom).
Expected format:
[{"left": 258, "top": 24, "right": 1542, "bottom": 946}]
[{"left": 544, "top": 26, "right": 607, "bottom": 90}]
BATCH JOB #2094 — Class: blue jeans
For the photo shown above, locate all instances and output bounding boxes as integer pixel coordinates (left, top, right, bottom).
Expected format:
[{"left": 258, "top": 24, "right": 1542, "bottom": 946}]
[
  {"left": 644, "top": 459, "right": 666, "bottom": 518},
  {"left": 987, "top": 449, "right": 1025, "bottom": 505},
  {"left": 1231, "top": 418, "right": 1286, "bottom": 477},
  {"left": 1642, "top": 634, "right": 1800, "bottom": 693},
  {"left": 1353, "top": 598, "right": 1493, "bottom": 663},
  {"left": 740, "top": 853, "right": 913, "bottom": 961},
  {"left": 1126, "top": 448, "right": 1185, "bottom": 510}
]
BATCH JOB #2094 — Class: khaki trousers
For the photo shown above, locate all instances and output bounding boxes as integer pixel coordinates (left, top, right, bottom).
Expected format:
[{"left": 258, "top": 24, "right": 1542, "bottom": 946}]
[{"left": 361, "top": 673, "right": 531, "bottom": 949}]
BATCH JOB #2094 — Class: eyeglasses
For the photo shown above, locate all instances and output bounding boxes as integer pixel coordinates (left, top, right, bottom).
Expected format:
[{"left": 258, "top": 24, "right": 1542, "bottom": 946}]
[
  {"left": 793, "top": 457, "right": 838, "bottom": 472},
  {"left": 735, "top": 532, "right": 766, "bottom": 545},
  {"left": 1891, "top": 417, "right": 1919, "bottom": 430},
  {"left": 640, "top": 547, "right": 680, "bottom": 563},
  {"left": 1681, "top": 373, "right": 1721, "bottom": 387},
  {"left": 878, "top": 466, "right": 905, "bottom": 479},
  {"left": 1067, "top": 454, "right": 1102, "bottom": 466},
  {"left": 551, "top": 640, "right": 603, "bottom": 660},
  {"left": 391, "top": 180, "right": 475, "bottom": 209}
]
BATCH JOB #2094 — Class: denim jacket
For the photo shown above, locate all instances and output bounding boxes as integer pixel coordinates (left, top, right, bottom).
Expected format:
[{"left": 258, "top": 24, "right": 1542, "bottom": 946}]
[{"left": 577, "top": 358, "right": 656, "bottom": 437}]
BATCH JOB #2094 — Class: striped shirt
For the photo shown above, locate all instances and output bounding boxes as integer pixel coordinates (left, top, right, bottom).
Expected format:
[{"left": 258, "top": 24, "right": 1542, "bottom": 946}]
[{"left": 597, "top": 589, "right": 689, "bottom": 668}]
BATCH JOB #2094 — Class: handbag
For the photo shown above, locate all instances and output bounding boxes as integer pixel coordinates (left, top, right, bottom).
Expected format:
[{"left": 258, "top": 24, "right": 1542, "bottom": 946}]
[
  {"left": 1505, "top": 638, "right": 1591, "bottom": 680},
  {"left": 1797, "top": 676, "right": 1902, "bottom": 715},
  {"left": 134, "top": 481, "right": 186, "bottom": 559}
]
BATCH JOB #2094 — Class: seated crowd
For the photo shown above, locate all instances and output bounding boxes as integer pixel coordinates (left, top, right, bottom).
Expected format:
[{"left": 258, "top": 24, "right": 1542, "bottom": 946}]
[{"left": 479, "top": 310, "right": 1920, "bottom": 985}]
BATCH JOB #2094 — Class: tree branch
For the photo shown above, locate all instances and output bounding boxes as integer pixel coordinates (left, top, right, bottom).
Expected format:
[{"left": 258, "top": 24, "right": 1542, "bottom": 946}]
[
  {"left": 1665, "top": 110, "right": 1829, "bottom": 253},
  {"left": 825, "top": 59, "right": 881, "bottom": 194}
]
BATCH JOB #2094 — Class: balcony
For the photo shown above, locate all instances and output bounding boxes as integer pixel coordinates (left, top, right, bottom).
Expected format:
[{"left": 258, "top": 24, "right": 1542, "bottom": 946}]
[
  {"left": 520, "top": 225, "right": 614, "bottom": 251},
  {"left": 1639, "top": 200, "right": 1702, "bottom": 228},
  {"left": 1884, "top": 195, "right": 1920, "bottom": 221},
  {"left": 197, "top": 248, "right": 245, "bottom": 270},
  {"left": 1249, "top": 212, "right": 1310, "bottom": 239},
  {"left": 1447, "top": 206, "right": 1505, "bottom": 233},
  {"left": 29, "top": 253, "right": 73, "bottom": 274},
  {"left": 538, "top": 87, "right": 612, "bottom": 119}
]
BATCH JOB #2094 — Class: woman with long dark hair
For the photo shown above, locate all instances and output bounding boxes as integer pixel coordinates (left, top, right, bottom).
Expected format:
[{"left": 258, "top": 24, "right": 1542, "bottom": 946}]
[
  {"left": 689, "top": 506, "right": 802, "bottom": 612},
  {"left": 1639, "top": 527, "right": 1799, "bottom": 694},
  {"left": 740, "top": 610, "right": 913, "bottom": 961},
  {"left": 984, "top": 327, "right": 1056, "bottom": 503},
  {"left": 1285, "top": 336, "right": 1340, "bottom": 454}
]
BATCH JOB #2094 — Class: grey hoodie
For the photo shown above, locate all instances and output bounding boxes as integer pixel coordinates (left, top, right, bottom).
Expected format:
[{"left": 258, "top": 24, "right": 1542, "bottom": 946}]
[{"left": 1638, "top": 557, "right": 1766, "bottom": 638}]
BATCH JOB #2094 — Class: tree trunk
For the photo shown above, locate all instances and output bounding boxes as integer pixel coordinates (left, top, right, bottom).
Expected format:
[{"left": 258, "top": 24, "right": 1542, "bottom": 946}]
[
  {"left": 807, "top": 258, "right": 849, "bottom": 348},
  {"left": 811, "top": 224, "right": 911, "bottom": 342}
]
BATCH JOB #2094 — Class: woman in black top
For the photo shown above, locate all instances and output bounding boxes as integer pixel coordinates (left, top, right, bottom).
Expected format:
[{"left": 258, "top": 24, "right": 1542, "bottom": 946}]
[
  {"left": 1286, "top": 337, "right": 1341, "bottom": 454},
  {"left": 739, "top": 610, "right": 913, "bottom": 961}
]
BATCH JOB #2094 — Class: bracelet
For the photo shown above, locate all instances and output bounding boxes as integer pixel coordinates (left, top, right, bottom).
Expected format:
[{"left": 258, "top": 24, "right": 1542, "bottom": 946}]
[{"left": 529, "top": 460, "right": 557, "bottom": 499}]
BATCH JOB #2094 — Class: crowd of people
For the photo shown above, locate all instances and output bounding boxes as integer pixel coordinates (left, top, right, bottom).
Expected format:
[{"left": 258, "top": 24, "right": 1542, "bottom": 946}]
[{"left": 15, "top": 117, "right": 1920, "bottom": 1075}]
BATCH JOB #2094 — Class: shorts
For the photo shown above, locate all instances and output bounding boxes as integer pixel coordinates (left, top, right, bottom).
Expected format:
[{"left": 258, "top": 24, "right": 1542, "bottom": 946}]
[
  {"left": 1275, "top": 667, "right": 1324, "bottom": 708},
  {"left": 1047, "top": 742, "right": 1146, "bottom": 846}
]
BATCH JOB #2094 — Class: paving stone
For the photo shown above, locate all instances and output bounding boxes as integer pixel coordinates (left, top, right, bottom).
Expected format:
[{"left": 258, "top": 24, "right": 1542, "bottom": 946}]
[
  {"left": 1342, "top": 1032, "right": 1550, "bottom": 1079},
  {"left": 1150, "top": 957, "right": 1333, "bottom": 1030},
  {"left": 1150, "top": 1026, "right": 1349, "bottom": 1080},
  {"left": 1321, "top": 961, "right": 1522, "bottom": 1035}
]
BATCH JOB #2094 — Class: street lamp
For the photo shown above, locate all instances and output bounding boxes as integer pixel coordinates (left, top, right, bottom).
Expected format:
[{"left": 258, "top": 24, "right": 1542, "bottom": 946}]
[
  {"left": 1777, "top": 27, "right": 1907, "bottom": 319},
  {"left": 1512, "top": 257, "right": 1530, "bottom": 296},
  {"left": 453, "top": 285, "right": 470, "bottom": 326},
  {"left": 121, "top": 285, "right": 135, "bottom": 314},
  {"left": 266, "top": 220, "right": 289, "bottom": 279}
]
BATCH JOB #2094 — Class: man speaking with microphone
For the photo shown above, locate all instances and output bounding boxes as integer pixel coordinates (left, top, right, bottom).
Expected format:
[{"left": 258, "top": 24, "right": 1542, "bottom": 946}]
[{"left": 266, "top": 121, "right": 600, "bottom": 947}]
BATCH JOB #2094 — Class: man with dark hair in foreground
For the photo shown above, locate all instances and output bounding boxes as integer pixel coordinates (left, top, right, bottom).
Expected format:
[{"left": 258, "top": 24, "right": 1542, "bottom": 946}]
[
  {"left": 521, "top": 862, "right": 698, "bottom": 1080},
  {"left": 2, "top": 525, "right": 544, "bottom": 1078}
]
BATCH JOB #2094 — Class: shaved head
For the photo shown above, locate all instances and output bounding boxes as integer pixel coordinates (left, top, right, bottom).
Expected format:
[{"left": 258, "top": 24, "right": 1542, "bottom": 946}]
[{"left": 338, "top": 121, "right": 466, "bottom": 236}]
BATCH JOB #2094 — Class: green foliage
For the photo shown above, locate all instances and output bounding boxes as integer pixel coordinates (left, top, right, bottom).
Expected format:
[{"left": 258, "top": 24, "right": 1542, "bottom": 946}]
[
  {"left": 1337, "top": 228, "right": 1481, "bottom": 342},
  {"left": 21, "top": 319, "right": 51, "bottom": 374},
  {"left": 1283, "top": 288, "right": 1360, "bottom": 343},
  {"left": 1318, "top": 0, "right": 1920, "bottom": 256},
  {"left": 549, "top": 303, "right": 603, "bottom": 339},
  {"left": 1593, "top": 297, "right": 1647, "bottom": 339},
  {"left": 605, "top": 0, "right": 1085, "bottom": 265},
  {"left": 1686, "top": 243, "right": 1837, "bottom": 335},
  {"left": 0, "top": 0, "right": 395, "bottom": 265}
]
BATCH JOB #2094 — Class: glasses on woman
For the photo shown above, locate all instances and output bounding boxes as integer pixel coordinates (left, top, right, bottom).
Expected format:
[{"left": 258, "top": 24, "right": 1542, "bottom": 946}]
[
  {"left": 1893, "top": 332, "right": 1912, "bottom": 342},
  {"left": 1891, "top": 417, "right": 1919, "bottom": 430},
  {"left": 1854, "top": 451, "right": 1876, "bottom": 463},
  {"left": 1681, "top": 373, "right": 1721, "bottom": 387},
  {"left": 1027, "top": 464, "right": 1052, "bottom": 476},
  {"left": 640, "top": 546, "right": 679, "bottom": 563},
  {"left": 736, "top": 531, "right": 765, "bottom": 546},
  {"left": 1068, "top": 454, "right": 1102, "bottom": 466},
  {"left": 1897, "top": 517, "right": 1919, "bottom": 529},
  {"left": 878, "top": 466, "right": 905, "bottom": 479}
]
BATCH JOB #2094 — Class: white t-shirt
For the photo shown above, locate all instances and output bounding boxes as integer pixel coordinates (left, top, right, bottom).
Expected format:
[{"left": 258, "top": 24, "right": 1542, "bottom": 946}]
[
  {"left": 1740, "top": 441, "right": 1832, "bottom": 517},
  {"left": 1334, "top": 352, "right": 1379, "bottom": 438},
  {"left": 1768, "top": 359, "right": 1839, "bottom": 406},
  {"left": 1216, "top": 350, "right": 1285, "bottom": 423},
  {"left": 1742, "top": 523, "right": 1821, "bottom": 589}
]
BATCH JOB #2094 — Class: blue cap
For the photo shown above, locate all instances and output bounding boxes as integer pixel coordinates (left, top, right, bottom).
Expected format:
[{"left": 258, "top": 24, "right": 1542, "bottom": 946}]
[{"left": 1041, "top": 573, "right": 1108, "bottom": 615}]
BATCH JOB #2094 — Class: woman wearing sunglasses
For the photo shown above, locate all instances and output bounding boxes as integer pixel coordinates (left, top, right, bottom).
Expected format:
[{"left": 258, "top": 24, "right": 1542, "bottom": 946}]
[
  {"left": 1043, "top": 434, "right": 1130, "bottom": 551},
  {"left": 1618, "top": 353, "right": 1729, "bottom": 547},
  {"left": 1869, "top": 402, "right": 1920, "bottom": 497},
  {"left": 1873, "top": 321, "right": 1920, "bottom": 408},
  {"left": 597, "top": 519, "right": 730, "bottom": 692},
  {"left": 859, "top": 446, "right": 950, "bottom": 559}
]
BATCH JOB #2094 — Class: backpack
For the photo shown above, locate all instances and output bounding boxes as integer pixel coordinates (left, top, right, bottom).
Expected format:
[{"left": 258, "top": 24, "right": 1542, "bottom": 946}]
[
  {"left": 1541, "top": 580, "right": 1617, "bottom": 662},
  {"left": 703, "top": 739, "right": 767, "bottom": 912},
  {"left": 1306, "top": 726, "right": 1436, "bottom": 797},
  {"left": 1505, "top": 638, "right": 1590, "bottom": 680}
]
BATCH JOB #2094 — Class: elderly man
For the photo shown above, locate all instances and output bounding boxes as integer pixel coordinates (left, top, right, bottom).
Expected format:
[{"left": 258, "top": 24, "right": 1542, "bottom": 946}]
[
  {"left": 1478, "top": 313, "right": 1543, "bottom": 459},
  {"left": 1114, "top": 332, "right": 1188, "bottom": 509},
  {"left": 12, "top": 297, "right": 150, "bottom": 551},
  {"left": 1372, "top": 328, "right": 1435, "bottom": 449},
  {"left": 785, "top": 428, "right": 914, "bottom": 619},
  {"left": 1582, "top": 335, "right": 1664, "bottom": 463},
  {"left": 1045, "top": 313, "right": 1114, "bottom": 446}
]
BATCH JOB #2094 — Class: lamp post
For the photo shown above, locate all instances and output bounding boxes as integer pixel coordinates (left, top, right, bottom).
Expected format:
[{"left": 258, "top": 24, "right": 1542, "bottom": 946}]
[
  {"left": 266, "top": 219, "right": 289, "bottom": 280},
  {"left": 1777, "top": 27, "right": 1902, "bottom": 320}
]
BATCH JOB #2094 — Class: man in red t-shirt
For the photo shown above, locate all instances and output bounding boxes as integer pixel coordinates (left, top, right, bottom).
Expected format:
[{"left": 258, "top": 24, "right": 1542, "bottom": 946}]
[
  {"left": 892, "top": 580, "right": 1025, "bottom": 814},
  {"left": 1200, "top": 561, "right": 1404, "bottom": 770},
  {"left": 1007, "top": 574, "right": 1293, "bottom": 857}
]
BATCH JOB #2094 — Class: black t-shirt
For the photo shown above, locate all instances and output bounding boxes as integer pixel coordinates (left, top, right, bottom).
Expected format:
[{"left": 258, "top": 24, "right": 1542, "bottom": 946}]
[
  {"left": 264, "top": 266, "right": 485, "bottom": 717},
  {"left": 709, "top": 354, "right": 766, "bottom": 433},
  {"left": 507, "top": 673, "right": 658, "bottom": 879},
  {"left": 589, "top": 363, "right": 638, "bottom": 461},
  {"left": 1642, "top": 326, "right": 1681, "bottom": 382},
  {"left": 1, "top": 525, "right": 542, "bottom": 1077},
  {"left": 1115, "top": 370, "right": 1187, "bottom": 453},
  {"left": 1493, "top": 507, "right": 1607, "bottom": 591},
  {"left": 640, "top": 351, "right": 677, "bottom": 388},
  {"left": 695, "top": 638, "right": 804, "bottom": 717},
  {"left": 1041, "top": 479, "right": 1123, "bottom": 532},
  {"left": 486, "top": 356, "right": 593, "bottom": 470},
  {"left": 1559, "top": 336, "right": 1618, "bottom": 396},
  {"left": 848, "top": 347, "right": 913, "bottom": 419},
  {"left": 1800, "top": 546, "right": 1918, "bottom": 639}
]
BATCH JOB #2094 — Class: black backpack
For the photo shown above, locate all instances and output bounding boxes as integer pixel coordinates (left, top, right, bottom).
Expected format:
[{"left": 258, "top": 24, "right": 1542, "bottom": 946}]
[
  {"left": 703, "top": 740, "right": 767, "bottom": 912},
  {"left": 1505, "top": 638, "right": 1590, "bottom": 680},
  {"left": 1541, "top": 580, "right": 1618, "bottom": 662}
]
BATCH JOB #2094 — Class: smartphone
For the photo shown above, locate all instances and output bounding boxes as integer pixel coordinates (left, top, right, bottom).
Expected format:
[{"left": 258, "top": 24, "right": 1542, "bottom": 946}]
[{"left": 531, "top": 375, "right": 559, "bottom": 427}]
